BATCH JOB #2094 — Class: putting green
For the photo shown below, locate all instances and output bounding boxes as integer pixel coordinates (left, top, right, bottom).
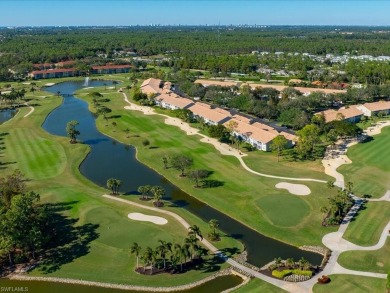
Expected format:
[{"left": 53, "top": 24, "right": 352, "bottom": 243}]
[{"left": 256, "top": 194, "right": 310, "bottom": 227}]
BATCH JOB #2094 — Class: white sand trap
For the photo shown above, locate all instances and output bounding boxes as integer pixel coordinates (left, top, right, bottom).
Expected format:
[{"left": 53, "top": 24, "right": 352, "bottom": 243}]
[
  {"left": 275, "top": 182, "right": 311, "bottom": 196},
  {"left": 45, "top": 83, "right": 55, "bottom": 86},
  {"left": 128, "top": 212, "right": 168, "bottom": 225}
]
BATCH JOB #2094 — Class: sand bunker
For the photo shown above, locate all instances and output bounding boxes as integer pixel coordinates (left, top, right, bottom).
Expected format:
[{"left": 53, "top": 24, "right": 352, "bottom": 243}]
[
  {"left": 127, "top": 212, "right": 168, "bottom": 225},
  {"left": 275, "top": 182, "right": 311, "bottom": 196}
]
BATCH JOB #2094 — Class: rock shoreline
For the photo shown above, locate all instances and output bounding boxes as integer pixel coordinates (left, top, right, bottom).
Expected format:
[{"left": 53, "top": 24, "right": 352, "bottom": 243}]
[{"left": 8, "top": 268, "right": 244, "bottom": 292}]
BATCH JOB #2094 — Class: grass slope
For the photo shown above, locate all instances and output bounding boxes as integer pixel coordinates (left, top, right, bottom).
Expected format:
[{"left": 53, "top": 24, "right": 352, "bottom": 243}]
[
  {"left": 338, "top": 239, "right": 390, "bottom": 274},
  {"left": 76, "top": 86, "right": 339, "bottom": 247},
  {"left": 0, "top": 89, "right": 235, "bottom": 286},
  {"left": 313, "top": 275, "right": 387, "bottom": 293},
  {"left": 338, "top": 126, "right": 390, "bottom": 198},
  {"left": 343, "top": 202, "right": 390, "bottom": 246}
]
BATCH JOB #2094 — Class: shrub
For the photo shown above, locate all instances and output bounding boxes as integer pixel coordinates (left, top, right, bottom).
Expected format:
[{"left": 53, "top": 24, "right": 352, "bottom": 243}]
[
  {"left": 317, "top": 275, "right": 330, "bottom": 284},
  {"left": 272, "top": 269, "right": 293, "bottom": 279},
  {"left": 272, "top": 269, "right": 312, "bottom": 279},
  {"left": 292, "top": 269, "right": 312, "bottom": 277}
]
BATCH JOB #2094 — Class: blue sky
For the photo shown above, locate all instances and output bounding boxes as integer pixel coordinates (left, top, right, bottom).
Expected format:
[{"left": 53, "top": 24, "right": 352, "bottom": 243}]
[{"left": 0, "top": 1, "right": 388, "bottom": 26}]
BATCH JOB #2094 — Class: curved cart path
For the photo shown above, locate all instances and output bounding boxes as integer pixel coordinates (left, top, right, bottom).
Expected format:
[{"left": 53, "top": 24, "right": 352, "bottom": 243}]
[
  {"left": 23, "top": 102, "right": 35, "bottom": 118},
  {"left": 322, "top": 120, "right": 390, "bottom": 200},
  {"left": 122, "top": 93, "right": 326, "bottom": 183}
]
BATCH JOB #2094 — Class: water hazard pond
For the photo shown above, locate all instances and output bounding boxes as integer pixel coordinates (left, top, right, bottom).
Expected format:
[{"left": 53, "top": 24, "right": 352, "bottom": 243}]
[
  {"left": 42, "top": 80, "right": 322, "bottom": 267},
  {"left": 1, "top": 80, "right": 322, "bottom": 292},
  {"left": 0, "top": 275, "right": 243, "bottom": 293}
]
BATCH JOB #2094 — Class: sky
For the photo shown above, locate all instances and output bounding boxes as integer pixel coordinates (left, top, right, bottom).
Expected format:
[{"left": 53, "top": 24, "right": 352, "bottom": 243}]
[{"left": 0, "top": 1, "right": 389, "bottom": 26}]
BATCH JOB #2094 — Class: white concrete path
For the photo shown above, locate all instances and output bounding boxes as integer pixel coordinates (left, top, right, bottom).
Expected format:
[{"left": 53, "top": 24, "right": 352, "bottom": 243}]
[
  {"left": 119, "top": 92, "right": 390, "bottom": 292},
  {"left": 122, "top": 92, "right": 326, "bottom": 184},
  {"left": 23, "top": 102, "right": 35, "bottom": 118},
  {"left": 322, "top": 120, "right": 390, "bottom": 199},
  {"left": 103, "top": 194, "right": 294, "bottom": 291}
]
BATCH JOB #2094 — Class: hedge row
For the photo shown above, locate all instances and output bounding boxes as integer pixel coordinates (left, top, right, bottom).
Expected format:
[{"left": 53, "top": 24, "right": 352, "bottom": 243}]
[{"left": 272, "top": 269, "right": 313, "bottom": 279}]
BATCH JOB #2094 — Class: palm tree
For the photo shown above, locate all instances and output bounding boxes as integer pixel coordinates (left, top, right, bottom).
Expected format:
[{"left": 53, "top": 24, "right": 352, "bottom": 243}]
[
  {"left": 114, "top": 179, "right": 122, "bottom": 195},
  {"left": 143, "top": 247, "right": 153, "bottom": 274},
  {"left": 298, "top": 257, "right": 310, "bottom": 270},
  {"left": 157, "top": 240, "right": 172, "bottom": 269},
  {"left": 286, "top": 258, "right": 295, "bottom": 269},
  {"left": 174, "top": 243, "right": 190, "bottom": 272},
  {"left": 188, "top": 225, "right": 203, "bottom": 240},
  {"left": 274, "top": 257, "right": 282, "bottom": 268},
  {"left": 106, "top": 178, "right": 116, "bottom": 194},
  {"left": 130, "top": 242, "right": 141, "bottom": 269},
  {"left": 137, "top": 185, "right": 148, "bottom": 200},
  {"left": 113, "top": 80, "right": 118, "bottom": 89},
  {"left": 184, "top": 235, "right": 199, "bottom": 260},
  {"left": 151, "top": 186, "right": 165, "bottom": 206},
  {"left": 208, "top": 219, "right": 219, "bottom": 240},
  {"left": 345, "top": 181, "right": 354, "bottom": 194}
]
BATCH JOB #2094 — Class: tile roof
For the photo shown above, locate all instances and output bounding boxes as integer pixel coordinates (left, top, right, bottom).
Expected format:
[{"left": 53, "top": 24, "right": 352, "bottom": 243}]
[
  {"left": 140, "top": 78, "right": 163, "bottom": 95},
  {"left": 92, "top": 65, "right": 131, "bottom": 69},
  {"left": 188, "top": 103, "right": 232, "bottom": 123},
  {"left": 245, "top": 82, "right": 347, "bottom": 95},
  {"left": 362, "top": 100, "right": 390, "bottom": 112},
  {"left": 224, "top": 119, "right": 278, "bottom": 144},
  {"left": 319, "top": 106, "right": 363, "bottom": 123},
  {"left": 194, "top": 79, "right": 240, "bottom": 87},
  {"left": 157, "top": 93, "right": 194, "bottom": 109},
  {"left": 31, "top": 68, "right": 77, "bottom": 75},
  {"left": 223, "top": 119, "right": 296, "bottom": 144}
]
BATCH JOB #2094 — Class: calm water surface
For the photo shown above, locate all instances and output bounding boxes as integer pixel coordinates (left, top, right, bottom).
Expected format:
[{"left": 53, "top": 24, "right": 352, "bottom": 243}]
[
  {"left": 0, "top": 275, "right": 242, "bottom": 293},
  {"left": 0, "top": 109, "right": 17, "bottom": 124},
  {"left": 42, "top": 80, "right": 322, "bottom": 267}
]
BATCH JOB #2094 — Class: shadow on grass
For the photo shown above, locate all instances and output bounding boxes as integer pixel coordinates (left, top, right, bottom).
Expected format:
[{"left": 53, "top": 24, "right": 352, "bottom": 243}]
[
  {"left": 219, "top": 247, "right": 241, "bottom": 258},
  {"left": 202, "top": 180, "right": 224, "bottom": 188},
  {"left": 38, "top": 201, "right": 99, "bottom": 274}
]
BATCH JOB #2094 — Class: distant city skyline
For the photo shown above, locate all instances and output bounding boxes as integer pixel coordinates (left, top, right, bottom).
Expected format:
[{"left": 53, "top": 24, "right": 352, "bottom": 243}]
[{"left": 0, "top": 1, "right": 389, "bottom": 27}]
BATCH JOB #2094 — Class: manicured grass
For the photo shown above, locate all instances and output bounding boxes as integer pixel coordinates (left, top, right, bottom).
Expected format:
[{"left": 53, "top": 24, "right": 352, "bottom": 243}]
[
  {"left": 343, "top": 202, "right": 390, "bottom": 246},
  {"left": 5, "top": 128, "right": 67, "bottom": 180},
  {"left": 338, "top": 239, "right": 390, "bottom": 274},
  {"left": 232, "top": 278, "right": 286, "bottom": 292},
  {"left": 256, "top": 194, "right": 310, "bottom": 227},
  {"left": 313, "top": 275, "right": 387, "bottom": 293},
  {"left": 0, "top": 86, "right": 236, "bottom": 287},
  {"left": 76, "top": 86, "right": 339, "bottom": 247},
  {"left": 338, "top": 126, "right": 390, "bottom": 198},
  {"left": 243, "top": 151, "right": 330, "bottom": 181}
]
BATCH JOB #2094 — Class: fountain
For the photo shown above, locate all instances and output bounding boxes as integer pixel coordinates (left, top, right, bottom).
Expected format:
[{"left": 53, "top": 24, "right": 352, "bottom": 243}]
[{"left": 83, "top": 76, "right": 90, "bottom": 87}]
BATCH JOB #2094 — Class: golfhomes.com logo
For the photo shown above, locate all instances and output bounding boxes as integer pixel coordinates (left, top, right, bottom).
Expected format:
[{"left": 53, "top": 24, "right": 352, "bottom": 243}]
[{"left": 0, "top": 287, "right": 28, "bottom": 292}]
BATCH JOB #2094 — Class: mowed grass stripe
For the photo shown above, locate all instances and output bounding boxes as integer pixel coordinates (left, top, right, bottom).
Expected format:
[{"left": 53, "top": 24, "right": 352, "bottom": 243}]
[
  {"left": 343, "top": 201, "right": 390, "bottom": 246},
  {"left": 339, "top": 126, "right": 390, "bottom": 197},
  {"left": 6, "top": 128, "right": 66, "bottom": 179}
]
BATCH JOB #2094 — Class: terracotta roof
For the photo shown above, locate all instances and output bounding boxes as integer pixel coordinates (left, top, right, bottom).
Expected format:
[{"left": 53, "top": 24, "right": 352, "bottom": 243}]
[
  {"left": 231, "top": 114, "right": 252, "bottom": 124},
  {"left": 31, "top": 68, "right": 77, "bottom": 75},
  {"left": 318, "top": 106, "right": 363, "bottom": 123},
  {"left": 223, "top": 119, "right": 296, "bottom": 144},
  {"left": 157, "top": 93, "right": 194, "bottom": 109},
  {"left": 224, "top": 119, "right": 278, "bottom": 144},
  {"left": 140, "top": 78, "right": 163, "bottom": 95},
  {"left": 194, "top": 79, "right": 240, "bottom": 87},
  {"left": 188, "top": 103, "right": 231, "bottom": 124},
  {"left": 362, "top": 100, "right": 390, "bottom": 112},
  {"left": 245, "top": 82, "right": 347, "bottom": 95},
  {"left": 92, "top": 65, "right": 131, "bottom": 69}
]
